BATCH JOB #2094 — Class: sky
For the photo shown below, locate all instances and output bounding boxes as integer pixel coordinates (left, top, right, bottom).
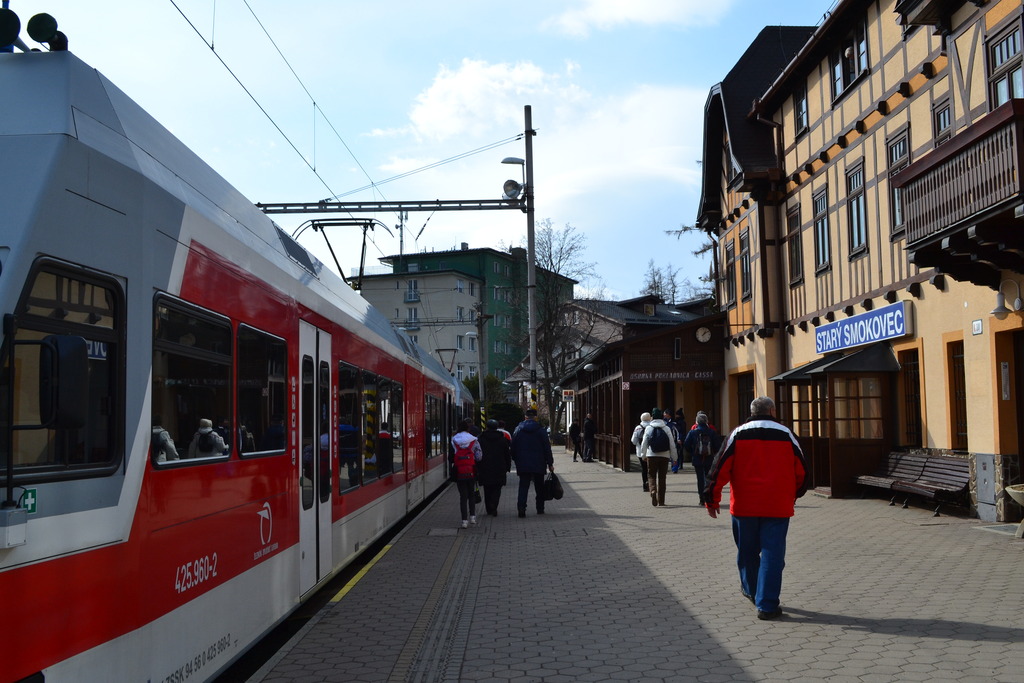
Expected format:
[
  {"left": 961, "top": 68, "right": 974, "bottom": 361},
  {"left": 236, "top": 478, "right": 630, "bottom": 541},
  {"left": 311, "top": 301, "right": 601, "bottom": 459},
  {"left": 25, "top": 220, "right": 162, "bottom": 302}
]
[{"left": 9, "top": 0, "right": 835, "bottom": 300}]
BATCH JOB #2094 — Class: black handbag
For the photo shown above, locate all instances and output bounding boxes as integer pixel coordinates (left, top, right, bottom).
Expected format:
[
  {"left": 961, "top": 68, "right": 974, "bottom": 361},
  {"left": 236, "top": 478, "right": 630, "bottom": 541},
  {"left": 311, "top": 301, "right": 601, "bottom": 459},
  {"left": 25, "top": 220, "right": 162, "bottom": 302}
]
[
  {"left": 473, "top": 483, "right": 482, "bottom": 504},
  {"left": 543, "top": 472, "right": 563, "bottom": 501}
]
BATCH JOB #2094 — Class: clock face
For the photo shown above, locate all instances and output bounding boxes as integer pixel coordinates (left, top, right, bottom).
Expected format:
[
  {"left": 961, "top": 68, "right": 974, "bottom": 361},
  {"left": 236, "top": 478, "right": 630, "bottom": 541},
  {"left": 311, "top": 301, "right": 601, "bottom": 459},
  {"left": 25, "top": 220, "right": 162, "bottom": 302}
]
[{"left": 696, "top": 326, "right": 712, "bottom": 343}]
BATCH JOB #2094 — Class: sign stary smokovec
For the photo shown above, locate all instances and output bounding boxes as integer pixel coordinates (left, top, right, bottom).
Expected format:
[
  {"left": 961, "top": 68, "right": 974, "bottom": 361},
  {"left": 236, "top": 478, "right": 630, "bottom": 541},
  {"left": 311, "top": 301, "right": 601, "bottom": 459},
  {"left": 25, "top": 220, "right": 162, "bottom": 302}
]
[{"left": 815, "top": 301, "right": 913, "bottom": 354}]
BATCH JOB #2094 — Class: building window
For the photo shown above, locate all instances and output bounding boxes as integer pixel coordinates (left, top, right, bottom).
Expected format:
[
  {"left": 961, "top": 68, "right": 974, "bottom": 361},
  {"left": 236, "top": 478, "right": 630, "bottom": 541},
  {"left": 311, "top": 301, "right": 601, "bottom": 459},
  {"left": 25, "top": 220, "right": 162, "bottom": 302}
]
[
  {"left": 406, "top": 308, "right": 418, "bottom": 323},
  {"left": 457, "top": 306, "right": 465, "bottom": 321},
  {"left": 469, "top": 282, "right": 476, "bottom": 296},
  {"left": 846, "top": 164, "right": 867, "bottom": 255},
  {"left": 813, "top": 189, "right": 831, "bottom": 271},
  {"left": 674, "top": 337, "right": 681, "bottom": 360},
  {"left": 787, "top": 206, "right": 803, "bottom": 285},
  {"left": 794, "top": 81, "right": 808, "bottom": 134},
  {"left": 493, "top": 262, "right": 500, "bottom": 274},
  {"left": 833, "top": 377, "right": 884, "bottom": 439},
  {"left": 724, "top": 241, "right": 736, "bottom": 306},
  {"left": 989, "top": 24, "right": 1023, "bottom": 108},
  {"left": 888, "top": 131, "right": 910, "bottom": 236},
  {"left": 736, "top": 372, "right": 754, "bottom": 424},
  {"left": 468, "top": 336, "right": 476, "bottom": 352},
  {"left": 933, "top": 99, "right": 951, "bottom": 146},
  {"left": 456, "top": 335, "right": 464, "bottom": 350},
  {"left": 456, "top": 279, "right": 464, "bottom": 293},
  {"left": 830, "top": 21, "right": 868, "bottom": 99},
  {"left": 739, "top": 230, "right": 751, "bottom": 299}
]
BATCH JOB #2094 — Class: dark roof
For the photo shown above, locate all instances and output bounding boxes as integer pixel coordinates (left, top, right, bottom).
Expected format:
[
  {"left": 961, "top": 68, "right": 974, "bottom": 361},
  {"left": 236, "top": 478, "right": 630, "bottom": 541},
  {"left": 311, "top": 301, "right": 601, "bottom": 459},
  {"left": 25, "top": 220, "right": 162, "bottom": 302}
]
[
  {"left": 696, "top": 25, "right": 816, "bottom": 225},
  {"left": 576, "top": 298, "right": 701, "bottom": 327}
]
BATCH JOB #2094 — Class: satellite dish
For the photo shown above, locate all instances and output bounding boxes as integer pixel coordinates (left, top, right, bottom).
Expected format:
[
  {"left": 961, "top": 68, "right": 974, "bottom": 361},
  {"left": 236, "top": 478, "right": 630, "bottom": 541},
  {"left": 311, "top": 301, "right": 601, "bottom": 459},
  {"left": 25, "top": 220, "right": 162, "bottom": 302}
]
[
  {"left": 0, "top": 9, "right": 21, "bottom": 48},
  {"left": 502, "top": 179, "right": 523, "bottom": 201}
]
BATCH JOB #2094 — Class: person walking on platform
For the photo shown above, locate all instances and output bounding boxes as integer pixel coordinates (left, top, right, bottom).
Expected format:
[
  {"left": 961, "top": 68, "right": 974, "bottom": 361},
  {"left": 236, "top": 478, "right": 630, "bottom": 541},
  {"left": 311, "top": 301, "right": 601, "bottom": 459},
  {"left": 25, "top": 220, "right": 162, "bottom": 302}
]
[
  {"left": 450, "top": 420, "right": 483, "bottom": 528},
  {"left": 704, "top": 396, "right": 808, "bottom": 620},
  {"left": 683, "top": 411, "right": 722, "bottom": 505},
  {"left": 664, "top": 408, "right": 682, "bottom": 473},
  {"left": 568, "top": 420, "right": 582, "bottom": 461},
  {"left": 511, "top": 408, "right": 554, "bottom": 517},
  {"left": 477, "top": 419, "right": 512, "bottom": 516},
  {"left": 582, "top": 413, "right": 596, "bottom": 462},
  {"left": 639, "top": 408, "right": 677, "bottom": 506},
  {"left": 630, "top": 412, "right": 652, "bottom": 492}
]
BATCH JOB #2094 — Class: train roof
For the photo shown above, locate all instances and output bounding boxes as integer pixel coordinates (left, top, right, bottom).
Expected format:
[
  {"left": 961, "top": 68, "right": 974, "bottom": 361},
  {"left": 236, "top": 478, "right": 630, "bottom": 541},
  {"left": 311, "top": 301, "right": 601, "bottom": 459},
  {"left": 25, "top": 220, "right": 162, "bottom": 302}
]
[{"left": 0, "top": 50, "right": 453, "bottom": 385}]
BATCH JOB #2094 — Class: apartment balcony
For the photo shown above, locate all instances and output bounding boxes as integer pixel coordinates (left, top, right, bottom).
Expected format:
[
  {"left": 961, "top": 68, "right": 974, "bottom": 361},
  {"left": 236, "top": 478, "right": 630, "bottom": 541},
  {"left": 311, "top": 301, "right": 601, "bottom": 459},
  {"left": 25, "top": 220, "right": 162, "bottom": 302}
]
[{"left": 893, "top": 99, "right": 1024, "bottom": 289}]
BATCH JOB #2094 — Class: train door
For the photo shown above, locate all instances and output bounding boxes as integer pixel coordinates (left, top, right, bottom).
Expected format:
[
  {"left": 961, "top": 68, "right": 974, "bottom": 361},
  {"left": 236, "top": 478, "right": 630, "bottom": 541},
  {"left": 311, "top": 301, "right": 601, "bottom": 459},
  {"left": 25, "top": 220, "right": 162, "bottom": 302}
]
[{"left": 298, "top": 321, "right": 333, "bottom": 595}]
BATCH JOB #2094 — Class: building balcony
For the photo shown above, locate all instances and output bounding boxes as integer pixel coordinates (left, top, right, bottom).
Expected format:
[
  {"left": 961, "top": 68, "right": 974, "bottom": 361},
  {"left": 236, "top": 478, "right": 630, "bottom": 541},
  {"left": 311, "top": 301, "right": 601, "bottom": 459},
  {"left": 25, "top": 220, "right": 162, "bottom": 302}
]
[{"left": 893, "top": 99, "right": 1024, "bottom": 289}]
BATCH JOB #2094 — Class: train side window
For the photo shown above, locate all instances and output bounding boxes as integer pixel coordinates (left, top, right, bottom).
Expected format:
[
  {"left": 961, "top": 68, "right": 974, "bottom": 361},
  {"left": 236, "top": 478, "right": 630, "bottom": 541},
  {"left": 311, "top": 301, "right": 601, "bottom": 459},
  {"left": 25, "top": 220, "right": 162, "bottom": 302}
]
[
  {"left": 237, "top": 325, "right": 287, "bottom": 456},
  {"left": 387, "top": 381, "right": 403, "bottom": 473},
  {"left": 362, "top": 370, "right": 379, "bottom": 484},
  {"left": 425, "top": 394, "right": 442, "bottom": 459},
  {"left": 375, "top": 377, "right": 397, "bottom": 476},
  {"left": 1, "top": 263, "right": 123, "bottom": 481},
  {"left": 338, "top": 361, "right": 361, "bottom": 493},
  {"left": 152, "top": 297, "right": 231, "bottom": 465}
]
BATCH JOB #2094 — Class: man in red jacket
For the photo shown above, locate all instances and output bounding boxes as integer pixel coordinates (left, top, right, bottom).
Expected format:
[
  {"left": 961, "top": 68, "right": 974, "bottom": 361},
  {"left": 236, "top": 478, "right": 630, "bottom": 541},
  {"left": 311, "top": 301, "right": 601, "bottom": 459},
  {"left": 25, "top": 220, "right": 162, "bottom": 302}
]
[{"left": 704, "top": 396, "right": 808, "bottom": 621}]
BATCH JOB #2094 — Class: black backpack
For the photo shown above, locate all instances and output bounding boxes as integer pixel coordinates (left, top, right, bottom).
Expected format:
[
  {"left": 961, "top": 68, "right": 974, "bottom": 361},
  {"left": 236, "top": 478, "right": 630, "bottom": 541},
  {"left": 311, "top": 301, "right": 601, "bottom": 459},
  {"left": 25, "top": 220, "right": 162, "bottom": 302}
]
[
  {"left": 647, "top": 425, "right": 670, "bottom": 452},
  {"left": 198, "top": 431, "right": 215, "bottom": 452}
]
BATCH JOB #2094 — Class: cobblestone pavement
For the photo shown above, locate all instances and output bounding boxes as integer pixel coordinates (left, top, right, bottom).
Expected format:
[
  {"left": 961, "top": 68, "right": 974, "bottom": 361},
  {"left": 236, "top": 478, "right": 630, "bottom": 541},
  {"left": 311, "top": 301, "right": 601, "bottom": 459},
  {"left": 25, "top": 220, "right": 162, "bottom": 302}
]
[{"left": 251, "top": 448, "right": 1024, "bottom": 682}]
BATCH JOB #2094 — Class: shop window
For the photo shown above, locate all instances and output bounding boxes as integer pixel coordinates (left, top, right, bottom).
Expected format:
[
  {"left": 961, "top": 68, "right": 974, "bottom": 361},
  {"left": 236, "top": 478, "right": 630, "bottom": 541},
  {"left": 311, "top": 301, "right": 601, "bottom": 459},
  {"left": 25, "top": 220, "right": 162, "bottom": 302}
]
[
  {"left": 887, "top": 131, "right": 910, "bottom": 236},
  {"left": 787, "top": 206, "right": 803, "bottom": 285},
  {"left": 846, "top": 163, "right": 867, "bottom": 256},
  {"left": 813, "top": 189, "right": 831, "bottom": 272},
  {"left": 152, "top": 297, "right": 231, "bottom": 464},
  {"left": 3, "top": 264, "right": 123, "bottom": 480},
  {"left": 989, "top": 24, "right": 1023, "bottom": 108},
  {"left": 948, "top": 340, "right": 968, "bottom": 450},
  {"left": 832, "top": 376, "right": 883, "bottom": 439}
]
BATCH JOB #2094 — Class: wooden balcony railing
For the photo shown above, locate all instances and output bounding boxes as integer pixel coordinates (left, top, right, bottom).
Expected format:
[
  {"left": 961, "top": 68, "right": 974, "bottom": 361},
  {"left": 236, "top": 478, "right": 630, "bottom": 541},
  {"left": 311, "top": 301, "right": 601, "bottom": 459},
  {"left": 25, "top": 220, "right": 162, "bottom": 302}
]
[{"left": 893, "top": 100, "right": 1024, "bottom": 247}]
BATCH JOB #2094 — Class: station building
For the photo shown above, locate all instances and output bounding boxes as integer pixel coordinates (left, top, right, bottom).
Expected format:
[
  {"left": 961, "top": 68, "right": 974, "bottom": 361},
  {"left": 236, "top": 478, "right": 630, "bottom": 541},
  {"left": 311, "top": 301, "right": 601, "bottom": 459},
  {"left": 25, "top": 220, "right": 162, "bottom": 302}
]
[{"left": 696, "top": 0, "right": 1024, "bottom": 521}]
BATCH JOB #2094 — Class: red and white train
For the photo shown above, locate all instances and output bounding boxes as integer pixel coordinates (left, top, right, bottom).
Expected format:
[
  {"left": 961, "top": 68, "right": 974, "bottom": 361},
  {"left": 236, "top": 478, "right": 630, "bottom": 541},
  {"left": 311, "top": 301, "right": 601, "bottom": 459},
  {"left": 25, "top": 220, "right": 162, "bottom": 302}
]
[{"left": 0, "top": 25, "right": 465, "bottom": 683}]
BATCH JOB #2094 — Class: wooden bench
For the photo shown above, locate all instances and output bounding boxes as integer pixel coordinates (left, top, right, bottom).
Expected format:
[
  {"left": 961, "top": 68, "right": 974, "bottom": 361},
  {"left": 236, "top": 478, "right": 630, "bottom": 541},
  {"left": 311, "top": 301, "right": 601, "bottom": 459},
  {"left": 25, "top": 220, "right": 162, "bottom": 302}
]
[
  {"left": 857, "top": 453, "right": 970, "bottom": 516},
  {"left": 855, "top": 453, "right": 927, "bottom": 491}
]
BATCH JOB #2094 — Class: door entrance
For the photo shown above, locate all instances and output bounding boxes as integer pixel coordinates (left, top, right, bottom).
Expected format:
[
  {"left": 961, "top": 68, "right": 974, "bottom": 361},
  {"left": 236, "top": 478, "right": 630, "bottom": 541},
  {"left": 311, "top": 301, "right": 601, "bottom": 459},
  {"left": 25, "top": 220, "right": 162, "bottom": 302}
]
[{"left": 299, "top": 321, "right": 333, "bottom": 595}]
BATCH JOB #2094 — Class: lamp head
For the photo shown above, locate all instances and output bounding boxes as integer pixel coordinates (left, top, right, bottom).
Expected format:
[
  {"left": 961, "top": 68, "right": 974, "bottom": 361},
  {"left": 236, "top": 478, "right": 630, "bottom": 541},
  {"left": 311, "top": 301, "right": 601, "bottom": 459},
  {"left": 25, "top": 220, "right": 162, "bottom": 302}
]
[
  {"left": 992, "top": 291, "right": 1011, "bottom": 320},
  {"left": 502, "top": 179, "right": 523, "bottom": 201},
  {"left": 501, "top": 157, "right": 525, "bottom": 165},
  {"left": 583, "top": 363, "right": 596, "bottom": 372}
]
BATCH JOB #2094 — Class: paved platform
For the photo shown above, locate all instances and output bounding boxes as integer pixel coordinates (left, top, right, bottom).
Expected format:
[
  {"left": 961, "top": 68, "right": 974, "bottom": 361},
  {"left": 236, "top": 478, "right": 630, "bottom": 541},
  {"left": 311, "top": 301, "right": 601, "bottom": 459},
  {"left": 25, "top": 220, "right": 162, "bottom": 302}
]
[{"left": 251, "top": 448, "right": 1024, "bottom": 682}]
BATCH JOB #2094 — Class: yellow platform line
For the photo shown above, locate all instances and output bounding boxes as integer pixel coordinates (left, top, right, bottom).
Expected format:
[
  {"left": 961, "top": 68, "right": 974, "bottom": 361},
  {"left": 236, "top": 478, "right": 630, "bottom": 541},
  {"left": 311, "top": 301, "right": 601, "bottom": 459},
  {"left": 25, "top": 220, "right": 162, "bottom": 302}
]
[{"left": 331, "top": 544, "right": 393, "bottom": 602}]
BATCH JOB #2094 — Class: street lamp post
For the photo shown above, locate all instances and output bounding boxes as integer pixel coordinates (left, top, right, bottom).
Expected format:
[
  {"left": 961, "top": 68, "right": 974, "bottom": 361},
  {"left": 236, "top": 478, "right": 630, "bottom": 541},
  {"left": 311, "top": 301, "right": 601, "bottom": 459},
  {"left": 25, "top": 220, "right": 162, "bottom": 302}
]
[{"left": 502, "top": 105, "right": 537, "bottom": 411}]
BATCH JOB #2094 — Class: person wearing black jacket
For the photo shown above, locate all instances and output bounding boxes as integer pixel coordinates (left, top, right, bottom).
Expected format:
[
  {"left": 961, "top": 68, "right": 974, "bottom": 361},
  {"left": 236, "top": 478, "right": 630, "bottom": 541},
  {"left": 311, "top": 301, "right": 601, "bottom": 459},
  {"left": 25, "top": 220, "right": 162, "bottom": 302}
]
[
  {"left": 477, "top": 419, "right": 512, "bottom": 516},
  {"left": 511, "top": 409, "right": 555, "bottom": 517},
  {"left": 582, "top": 414, "right": 597, "bottom": 462},
  {"left": 568, "top": 421, "right": 582, "bottom": 461}
]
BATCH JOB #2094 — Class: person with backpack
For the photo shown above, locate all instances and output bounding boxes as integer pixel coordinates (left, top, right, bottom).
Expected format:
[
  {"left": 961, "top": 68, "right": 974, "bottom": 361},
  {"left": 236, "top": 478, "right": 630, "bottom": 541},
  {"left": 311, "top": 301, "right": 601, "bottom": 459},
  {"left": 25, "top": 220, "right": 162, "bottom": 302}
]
[
  {"left": 630, "top": 412, "right": 652, "bottom": 492},
  {"left": 188, "top": 418, "right": 227, "bottom": 459},
  {"left": 639, "top": 408, "right": 678, "bottom": 506},
  {"left": 683, "top": 411, "right": 723, "bottom": 505},
  {"left": 450, "top": 419, "right": 483, "bottom": 528}
]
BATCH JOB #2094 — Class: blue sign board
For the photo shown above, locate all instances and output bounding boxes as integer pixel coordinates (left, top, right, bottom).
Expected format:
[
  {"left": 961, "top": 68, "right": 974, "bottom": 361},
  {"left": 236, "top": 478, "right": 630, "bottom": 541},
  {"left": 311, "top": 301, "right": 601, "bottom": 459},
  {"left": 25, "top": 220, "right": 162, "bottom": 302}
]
[{"left": 815, "top": 301, "right": 912, "bottom": 354}]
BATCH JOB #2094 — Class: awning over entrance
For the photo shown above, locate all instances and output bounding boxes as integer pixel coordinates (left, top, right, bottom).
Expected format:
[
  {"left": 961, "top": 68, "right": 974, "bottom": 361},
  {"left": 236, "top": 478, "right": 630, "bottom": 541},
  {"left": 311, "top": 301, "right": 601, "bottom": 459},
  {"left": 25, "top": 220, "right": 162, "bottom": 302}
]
[
  {"left": 805, "top": 342, "right": 900, "bottom": 375},
  {"left": 770, "top": 343, "right": 901, "bottom": 382}
]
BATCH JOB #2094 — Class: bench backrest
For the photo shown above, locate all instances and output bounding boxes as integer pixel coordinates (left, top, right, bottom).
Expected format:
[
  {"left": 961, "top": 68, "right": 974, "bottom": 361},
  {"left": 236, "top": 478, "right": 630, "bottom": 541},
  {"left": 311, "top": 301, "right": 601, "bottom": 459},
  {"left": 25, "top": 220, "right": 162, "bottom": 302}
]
[
  {"left": 918, "top": 456, "right": 970, "bottom": 488},
  {"left": 886, "top": 453, "right": 927, "bottom": 480}
]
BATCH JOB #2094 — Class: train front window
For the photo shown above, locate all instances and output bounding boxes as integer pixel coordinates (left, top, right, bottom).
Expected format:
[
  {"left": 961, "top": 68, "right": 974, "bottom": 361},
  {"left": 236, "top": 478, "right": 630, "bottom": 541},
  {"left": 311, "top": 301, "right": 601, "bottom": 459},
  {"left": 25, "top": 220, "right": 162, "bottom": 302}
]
[
  {"left": 1, "top": 263, "right": 122, "bottom": 480},
  {"left": 151, "top": 297, "right": 231, "bottom": 464}
]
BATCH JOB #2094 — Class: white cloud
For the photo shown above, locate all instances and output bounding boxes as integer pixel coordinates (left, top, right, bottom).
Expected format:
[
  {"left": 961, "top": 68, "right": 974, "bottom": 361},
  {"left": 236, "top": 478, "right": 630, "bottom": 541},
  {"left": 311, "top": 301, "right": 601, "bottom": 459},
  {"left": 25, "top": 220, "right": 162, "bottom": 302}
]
[{"left": 543, "top": 0, "right": 735, "bottom": 37}]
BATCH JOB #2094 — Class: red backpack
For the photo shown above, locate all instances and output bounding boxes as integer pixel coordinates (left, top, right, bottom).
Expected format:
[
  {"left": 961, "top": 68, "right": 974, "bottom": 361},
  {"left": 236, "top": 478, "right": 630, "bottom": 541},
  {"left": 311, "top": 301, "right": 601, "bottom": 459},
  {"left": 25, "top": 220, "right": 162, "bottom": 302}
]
[{"left": 453, "top": 440, "right": 477, "bottom": 480}]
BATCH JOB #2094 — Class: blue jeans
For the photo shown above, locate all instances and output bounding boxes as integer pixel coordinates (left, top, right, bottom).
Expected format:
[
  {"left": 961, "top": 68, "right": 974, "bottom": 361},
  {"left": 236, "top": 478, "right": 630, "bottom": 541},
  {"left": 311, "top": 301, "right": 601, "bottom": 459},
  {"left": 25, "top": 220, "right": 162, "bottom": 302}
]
[
  {"left": 518, "top": 472, "right": 546, "bottom": 512},
  {"left": 731, "top": 516, "right": 790, "bottom": 613}
]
